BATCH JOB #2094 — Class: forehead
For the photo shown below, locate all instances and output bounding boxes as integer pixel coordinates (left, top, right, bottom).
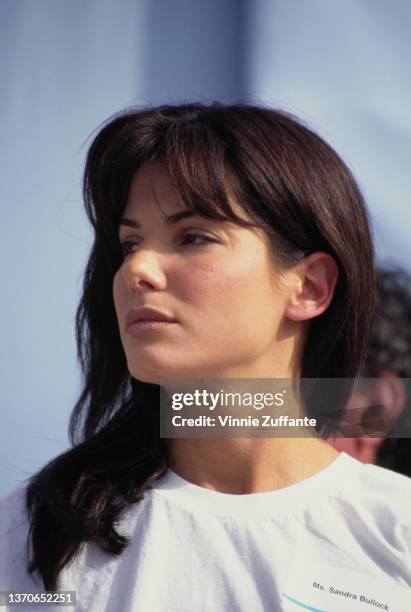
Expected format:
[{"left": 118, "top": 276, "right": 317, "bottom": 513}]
[
  {"left": 124, "top": 162, "right": 184, "bottom": 217},
  {"left": 124, "top": 160, "right": 253, "bottom": 224}
]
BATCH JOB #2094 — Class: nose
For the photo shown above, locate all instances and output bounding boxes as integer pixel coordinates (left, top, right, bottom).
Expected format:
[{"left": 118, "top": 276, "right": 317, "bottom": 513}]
[{"left": 121, "top": 249, "right": 167, "bottom": 292}]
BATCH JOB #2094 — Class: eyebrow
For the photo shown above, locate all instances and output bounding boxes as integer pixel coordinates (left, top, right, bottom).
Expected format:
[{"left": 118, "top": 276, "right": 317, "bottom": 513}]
[{"left": 119, "top": 210, "right": 196, "bottom": 229}]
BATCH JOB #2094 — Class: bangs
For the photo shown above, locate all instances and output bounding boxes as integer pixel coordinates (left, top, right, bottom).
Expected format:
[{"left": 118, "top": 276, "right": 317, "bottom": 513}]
[
  {"left": 160, "top": 119, "right": 254, "bottom": 228},
  {"left": 85, "top": 110, "right": 256, "bottom": 247}
]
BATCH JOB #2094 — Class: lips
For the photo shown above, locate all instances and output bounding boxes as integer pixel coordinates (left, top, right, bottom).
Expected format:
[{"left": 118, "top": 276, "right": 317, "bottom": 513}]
[{"left": 125, "top": 307, "right": 177, "bottom": 333}]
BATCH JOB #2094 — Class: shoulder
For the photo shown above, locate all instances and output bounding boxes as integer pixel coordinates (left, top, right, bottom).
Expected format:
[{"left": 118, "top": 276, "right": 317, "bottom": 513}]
[
  {"left": 334, "top": 456, "right": 411, "bottom": 554},
  {"left": 0, "top": 485, "right": 42, "bottom": 590},
  {"left": 332, "top": 452, "right": 411, "bottom": 509},
  {"left": 357, "top": 461, "right": 411, "bottom": 520},
  {"left": 357, "top": 461, "right": 411, "bottom": 504}
]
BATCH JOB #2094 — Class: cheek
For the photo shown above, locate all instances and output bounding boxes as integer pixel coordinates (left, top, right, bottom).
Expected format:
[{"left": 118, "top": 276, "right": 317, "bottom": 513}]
[
  {"left": 174, "top": 260, "right": 245, "bottom": 303},
  {"left": 177, "top": 255, "right": 279, "bottom": 322}
]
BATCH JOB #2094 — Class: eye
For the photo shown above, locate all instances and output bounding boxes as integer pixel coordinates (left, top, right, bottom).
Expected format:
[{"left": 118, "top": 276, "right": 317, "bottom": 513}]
[
  {"left": 181, "top": 232, "right": 217, "bottom": 246},
  {"left": 118, "top": 232, "right": 217, "bottom": 258},
  {"left": 119, "top": 239, "right": 140, "bottom": 258}
]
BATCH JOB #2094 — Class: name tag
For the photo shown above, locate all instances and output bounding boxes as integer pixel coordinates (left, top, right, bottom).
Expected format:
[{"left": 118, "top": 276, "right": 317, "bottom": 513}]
[{"left": 281, "top": 559, "right": 410, "bottom": 611}]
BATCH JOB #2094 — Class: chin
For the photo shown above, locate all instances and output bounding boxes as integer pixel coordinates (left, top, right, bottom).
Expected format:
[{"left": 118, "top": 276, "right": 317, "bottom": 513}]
[
  {"left": 128, "top": 365, "right": 163, "bottom": 386},
  {"left": 124, "top": 346, "right": 228, "bottom": 384},
  {"left": 127, "top": 357, "right": 186, "bottom": 386},
  {"left": 128, "top": 362, "right": 214, "bottom": 387}
]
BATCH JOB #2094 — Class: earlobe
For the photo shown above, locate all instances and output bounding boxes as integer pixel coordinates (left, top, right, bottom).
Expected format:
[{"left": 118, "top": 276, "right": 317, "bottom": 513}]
[{"left": 285, "top": 252, "right": 339, "bottom": 322}]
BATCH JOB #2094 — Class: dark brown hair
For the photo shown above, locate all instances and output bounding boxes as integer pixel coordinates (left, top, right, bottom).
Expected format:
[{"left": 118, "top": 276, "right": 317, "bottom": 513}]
[{"left": 25, "top": 102, "right": 375, "bottom": 590}]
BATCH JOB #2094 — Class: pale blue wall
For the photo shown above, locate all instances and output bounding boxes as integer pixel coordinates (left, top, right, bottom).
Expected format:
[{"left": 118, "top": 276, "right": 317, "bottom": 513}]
[
  {"left": 246, "top": 0, "right": 411, "bottom": 267},
  {"left": 0, "top": 0, "right": 244, "bottom": 497},
  {"left": 1, "top": 0, "right": 410, "bottom": 497}
]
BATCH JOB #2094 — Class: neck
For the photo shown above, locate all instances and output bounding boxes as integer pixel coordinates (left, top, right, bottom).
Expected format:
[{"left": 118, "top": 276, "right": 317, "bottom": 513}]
[{"left": 166, "top": 436, "right": 339, "bottom": 494}]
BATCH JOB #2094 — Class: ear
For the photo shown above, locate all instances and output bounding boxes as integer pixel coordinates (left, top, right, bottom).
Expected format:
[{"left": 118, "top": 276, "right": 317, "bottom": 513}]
[
  {"left": 373, "top": 370, "right": 406, "bottom": 425},
  {"left": 353, "top": 372, "right": 406, "bottom": 462},
  {"left": 285, "top": 252, "right": 339, "bottom": 322},
  {"left": 335, "top": 372, "right": 405, "bottom": 437}
]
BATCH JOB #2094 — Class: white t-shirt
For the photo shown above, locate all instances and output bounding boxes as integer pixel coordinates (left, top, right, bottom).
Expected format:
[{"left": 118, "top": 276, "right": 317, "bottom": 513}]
[{"left": 1, "top": 451, "right": 411, "bottom": 611}]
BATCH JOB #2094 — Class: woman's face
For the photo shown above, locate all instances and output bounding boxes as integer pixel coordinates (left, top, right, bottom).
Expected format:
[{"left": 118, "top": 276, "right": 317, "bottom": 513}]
[{"left": 113, "top": 162, "right": 302, "bottom": 384}]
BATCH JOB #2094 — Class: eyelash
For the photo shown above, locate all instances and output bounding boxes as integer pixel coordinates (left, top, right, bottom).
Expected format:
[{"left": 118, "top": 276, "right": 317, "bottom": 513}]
[{"left": 119, "top": 232, "right": 217, "bottom": 257}]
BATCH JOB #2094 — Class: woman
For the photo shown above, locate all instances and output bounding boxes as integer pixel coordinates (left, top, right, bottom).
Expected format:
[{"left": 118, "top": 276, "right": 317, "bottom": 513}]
[{"left": 1, "top": 102, "right": 410, "bottom": 611}]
